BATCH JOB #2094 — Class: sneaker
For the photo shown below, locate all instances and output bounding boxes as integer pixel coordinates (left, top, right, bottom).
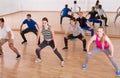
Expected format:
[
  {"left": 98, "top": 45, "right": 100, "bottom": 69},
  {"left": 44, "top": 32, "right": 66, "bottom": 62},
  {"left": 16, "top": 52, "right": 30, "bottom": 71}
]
[
  {"left": 105, "top": 25, "right": 108, "bottom": 26},
  {"left": 82, "top": 64, "right": 87, "bottom": 70},
  {"left": 16, "top": 55, "right": 21, "bottom": 60},
  {"left": 21, "top": 41, "right": 27, "bottom": 44},
  {"left": 83, "top": 49, "right": 87, "bottom": 52},
  {"left": 35, "top": 58, "right": 41, "bottom": 63},
  {"left": 116, "top": 70, "right": 120, "bottom": 76},
  {"left": 61, "top": 61, "right": 64, "bottom": 67},
  {"left": 62, "top": 47, "right": 68, "bottom": 50}
]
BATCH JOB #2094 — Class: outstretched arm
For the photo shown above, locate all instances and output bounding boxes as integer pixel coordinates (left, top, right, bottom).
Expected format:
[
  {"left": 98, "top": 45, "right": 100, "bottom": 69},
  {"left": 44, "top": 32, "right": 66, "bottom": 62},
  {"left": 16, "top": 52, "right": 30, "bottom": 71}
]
[
  {"left": 51, "top": 28, "right": 57, "bottom": 50},
  {"left": 117, "top": 6, "right": 120, "bottom": 14},
  {"left": 87, "top": 35, "right": 96, "bottom": 54},
  {"left": 36, "top": 28, "right": 41, "bottom": 49},
  {"left": 36, "top": 23, "right": 40, "bottom": 30},
  {"left": 20, "top": 23, "right": 24, "bottom": 33},
  {"left": 105, "top": 36, "right": 114, "bottom": 57}
]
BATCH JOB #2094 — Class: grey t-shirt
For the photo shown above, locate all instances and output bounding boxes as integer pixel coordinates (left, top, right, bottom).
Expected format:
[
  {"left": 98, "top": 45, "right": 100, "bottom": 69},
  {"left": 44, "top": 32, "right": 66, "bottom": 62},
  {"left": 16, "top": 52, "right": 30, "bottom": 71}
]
[{"left": 65, "top": 23, "right": 84, "bottom": 36}]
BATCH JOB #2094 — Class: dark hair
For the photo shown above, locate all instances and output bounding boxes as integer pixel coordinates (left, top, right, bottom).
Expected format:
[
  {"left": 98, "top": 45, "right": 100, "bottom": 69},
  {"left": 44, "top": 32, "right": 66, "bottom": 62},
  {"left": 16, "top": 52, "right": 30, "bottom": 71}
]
[
  {"left": 42, "top": 17, "right": 48, "bottom": 22},
  {"left": 92, "top": 6, "right": 95, "bottom": 11},
  {"left": 70, "top": 17, "right": 76, "bottom": 22},
  {"left": 74, "top": 0, "right": 77, "bottom": 4},
  {"left": 0, "top": 18, "right": 4, "bottom": 22},
  {"left": 95, "top": 0, "right": 99, "bottom": 5},
  {"left": 65, "top": 4, "right": 68, "bottom": 8},
  {"left": 99, "top": 4, "right": 102, "bottom": 9},
  {"left": 79, "top": 11, "right": 83, "bottom": 14},
  {"left": 27, "top": 14, "right": 31, "bottom": 17}
]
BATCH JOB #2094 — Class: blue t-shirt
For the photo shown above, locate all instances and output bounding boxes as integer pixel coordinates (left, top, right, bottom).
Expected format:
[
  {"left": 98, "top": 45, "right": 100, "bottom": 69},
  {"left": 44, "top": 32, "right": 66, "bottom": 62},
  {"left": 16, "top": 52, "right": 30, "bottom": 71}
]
[
  {"left": 23, "top": 19, "right": 37, "bottom": 30},
  {"left": 61, "top": 8, "right": 71, "bottom": 17}
]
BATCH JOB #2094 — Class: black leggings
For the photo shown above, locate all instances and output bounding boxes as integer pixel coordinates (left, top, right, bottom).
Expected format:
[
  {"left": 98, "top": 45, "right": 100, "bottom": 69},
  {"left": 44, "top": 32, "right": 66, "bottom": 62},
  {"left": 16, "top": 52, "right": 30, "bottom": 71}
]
[
  {"left": 21, "top": 28, "right": 40, "bottom": 44},
  {"left": 64, "top": 34, "right": 86, "bottom": 49},
  {"left": 35, "top": 40, "right": 64, "bottom": 61}
]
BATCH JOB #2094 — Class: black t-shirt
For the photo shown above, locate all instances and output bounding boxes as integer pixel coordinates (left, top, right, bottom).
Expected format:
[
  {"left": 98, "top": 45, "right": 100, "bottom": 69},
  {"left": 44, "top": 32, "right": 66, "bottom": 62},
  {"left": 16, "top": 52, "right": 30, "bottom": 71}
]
[
  {"left": 89, "top": 11, "right": 98, "bottom": 19},
  {"left": 77, "top": 17, "right": 87, "bottom": 28}
]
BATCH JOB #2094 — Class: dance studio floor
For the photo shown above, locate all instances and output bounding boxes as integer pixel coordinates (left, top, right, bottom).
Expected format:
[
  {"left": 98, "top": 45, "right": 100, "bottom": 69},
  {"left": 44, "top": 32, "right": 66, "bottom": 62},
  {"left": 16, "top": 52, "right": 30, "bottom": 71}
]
[{"left": 0, "top": 11, "right": 120, "bottom": 78}]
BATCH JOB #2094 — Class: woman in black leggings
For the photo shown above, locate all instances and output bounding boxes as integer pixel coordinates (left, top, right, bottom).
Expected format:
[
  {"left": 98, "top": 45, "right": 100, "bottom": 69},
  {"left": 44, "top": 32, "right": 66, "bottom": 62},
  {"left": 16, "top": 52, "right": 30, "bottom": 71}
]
[{"left": 35, "top": 17, "right": 64, "bottom": 67}]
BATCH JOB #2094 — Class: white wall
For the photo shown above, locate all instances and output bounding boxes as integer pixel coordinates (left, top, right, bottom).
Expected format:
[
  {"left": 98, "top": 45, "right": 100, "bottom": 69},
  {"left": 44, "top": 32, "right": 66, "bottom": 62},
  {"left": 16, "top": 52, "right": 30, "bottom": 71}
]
[
  {"left": 0, "top": 0, "right": 22, "bottom": 15},
  {"left": 0, "top": 0, "right": 120, "bottom": 16}
]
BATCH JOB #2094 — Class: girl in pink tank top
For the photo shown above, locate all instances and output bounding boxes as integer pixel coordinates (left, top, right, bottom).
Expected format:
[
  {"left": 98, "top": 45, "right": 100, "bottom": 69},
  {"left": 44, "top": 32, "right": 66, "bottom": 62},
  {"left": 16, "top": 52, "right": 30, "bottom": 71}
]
[
  {"left": 96, "top": 35, "right": 109, "bottom": 49},
  {"left": 82, "top": 27, "right": 120, "bottom": 76}
]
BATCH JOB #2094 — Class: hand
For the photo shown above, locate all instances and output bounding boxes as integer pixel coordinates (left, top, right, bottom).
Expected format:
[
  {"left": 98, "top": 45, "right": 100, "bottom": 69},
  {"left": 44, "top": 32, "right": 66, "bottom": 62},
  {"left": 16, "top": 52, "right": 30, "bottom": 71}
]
[
  {"left": 36, "top": 45, "right": 40, "bottom": 49},
  {"left": 87, "top": 51, "right": 92, "bottom": 55},
  {"left": 108, "top": 54, "right": 113, "bottom": 57}
]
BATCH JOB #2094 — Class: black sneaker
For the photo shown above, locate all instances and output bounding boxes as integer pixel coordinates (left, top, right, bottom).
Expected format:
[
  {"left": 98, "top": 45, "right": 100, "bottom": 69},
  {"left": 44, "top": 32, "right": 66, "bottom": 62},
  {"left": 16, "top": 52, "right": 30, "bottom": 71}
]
[
  {"left": 62, "top": 47, "right": 68, "bottom": 50},
  {"left": 21, "top": 41, "right": 27, "bottom": 44},
  {"left": 16, "top": 55, "right": 21, "bottom": 60},
  {"left": 105, "top": 25, "right": 108, "bottom": 26},
  {"left": 83, "top": 49, "right": 87, "bottom": 52}
]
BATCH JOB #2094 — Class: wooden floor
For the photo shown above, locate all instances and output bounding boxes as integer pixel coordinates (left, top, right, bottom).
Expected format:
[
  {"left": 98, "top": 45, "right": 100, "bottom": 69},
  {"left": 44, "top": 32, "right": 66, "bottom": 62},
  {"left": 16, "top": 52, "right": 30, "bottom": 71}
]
[{"left": 0, "top": 11, "right": 120, "bottom": 78}]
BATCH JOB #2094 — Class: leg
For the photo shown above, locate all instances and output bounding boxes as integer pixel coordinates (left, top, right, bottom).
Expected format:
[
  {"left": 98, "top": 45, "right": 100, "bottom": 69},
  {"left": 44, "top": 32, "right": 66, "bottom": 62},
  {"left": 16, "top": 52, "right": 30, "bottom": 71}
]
[
  {"left": 49, "top": 40, "right": 64, "bottom": 61},
  {"left": 76, "top": 34, "right": 86, "bottom": 51},
  {"left": 114, "top": 13, "right": 120, "bottom": 23},
  {"left": 60, "top": 16, "right": 64, "bottom": 24},
  {"left": 20, "top": 28, "right": 30, "bottom": 43},
  {"left": 8, "top": 40, "right": 21, "bottom": 59},
  {"left": 63, "top": 34, "right": 74, "bottom": 49},
  {"left": 101, "top": 15, "right": 108, "bottom": 26},
  {"left": 104, "top": 49, "right": 119, "bottom": 71},
  {"left": 32, "top": 29, "right": 40, "bottom": 44},
  {"left": 93, "top": 19, "right": 102, "bottom": 27},
  {"left": 0, "top": 39, "right": 8, "bottom": 55},
  {"left": 67, "top": 15, "right": 73, "bottom": 19},
  {"left": 83, "top": 26, "right": 94, "bottom": 36},
  {"left": 82, "top": 47, "right": 102, "bottom": 69},
  {"left": 49, "top": 40, "right": 64, "bottom": 67},
  {"left": 35, "top": 40, "right": 47, "bottom": 59}
]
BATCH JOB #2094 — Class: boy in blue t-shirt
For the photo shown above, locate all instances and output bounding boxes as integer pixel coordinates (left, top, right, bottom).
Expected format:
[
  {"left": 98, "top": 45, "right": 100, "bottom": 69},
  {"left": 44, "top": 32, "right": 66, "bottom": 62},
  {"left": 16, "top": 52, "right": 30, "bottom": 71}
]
[
  {"left": 60, "top": 4, "right": 73, "bottom": 25},
  {"left": 20, "top": 14, "right": 40, "bottom": 44}
]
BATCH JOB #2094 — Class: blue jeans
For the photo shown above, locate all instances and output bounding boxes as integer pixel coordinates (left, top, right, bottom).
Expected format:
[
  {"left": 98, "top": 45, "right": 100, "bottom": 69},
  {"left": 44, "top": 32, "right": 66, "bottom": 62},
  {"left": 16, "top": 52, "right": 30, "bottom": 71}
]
[
  {"left": 88, "top": 18, "right": 102, "bottom": 27},
  {"left": 82, "top": 26, "right": 94, "bottom": 36}
]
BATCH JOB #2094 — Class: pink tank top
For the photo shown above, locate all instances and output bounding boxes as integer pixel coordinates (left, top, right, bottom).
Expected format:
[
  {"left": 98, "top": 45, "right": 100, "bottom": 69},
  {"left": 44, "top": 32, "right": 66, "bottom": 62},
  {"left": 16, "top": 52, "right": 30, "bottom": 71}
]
[{"left": 96, "top": 35, "right": 109, "bottom": 49}]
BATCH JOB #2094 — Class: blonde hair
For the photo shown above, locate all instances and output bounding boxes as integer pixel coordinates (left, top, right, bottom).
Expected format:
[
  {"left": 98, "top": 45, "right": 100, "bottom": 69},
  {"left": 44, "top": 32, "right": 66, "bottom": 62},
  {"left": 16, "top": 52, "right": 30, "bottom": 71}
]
[{"left": 98, "top": 27, "right": 105, "bottom": 49}]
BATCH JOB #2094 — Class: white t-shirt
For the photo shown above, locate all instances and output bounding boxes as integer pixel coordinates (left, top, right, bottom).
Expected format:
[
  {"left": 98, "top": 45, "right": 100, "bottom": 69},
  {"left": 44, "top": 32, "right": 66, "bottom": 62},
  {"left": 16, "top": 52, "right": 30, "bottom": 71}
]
[
  {"left": 72, "top": 4, "right": 80, "bottom": 12},
  {"left": 0, "top": 25, "right": 14, "bottom": 39}
]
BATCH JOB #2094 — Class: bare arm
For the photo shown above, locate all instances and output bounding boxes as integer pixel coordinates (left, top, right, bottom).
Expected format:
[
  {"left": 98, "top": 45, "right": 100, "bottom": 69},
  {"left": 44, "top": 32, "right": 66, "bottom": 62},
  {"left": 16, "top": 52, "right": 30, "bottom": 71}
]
[
  {"left": 7, "top": 31, "right": 12, "bottom": 43},
  {"left": 51, "top": 28, "right": 57, "bottom": 50},
  {"left": 36, "top": 23, "right": 40, "bottom": 30},
  {"left": 20, "top": 23, "right": 24, "bottom": 32},
  {"left": 87, "top": 35, "right": 96, "bottom": 54},
  {"left": 105, "top": 36, "right": 114, "bottom": 57},
  {"left": 117, "top": 6, "right": 120, "bottom": 13},
  {"left": 85, "top": 13, "right": 89, "bottom": 17},
  {"left": 36, "top": 28, "right": 41, "bottom": 49}
]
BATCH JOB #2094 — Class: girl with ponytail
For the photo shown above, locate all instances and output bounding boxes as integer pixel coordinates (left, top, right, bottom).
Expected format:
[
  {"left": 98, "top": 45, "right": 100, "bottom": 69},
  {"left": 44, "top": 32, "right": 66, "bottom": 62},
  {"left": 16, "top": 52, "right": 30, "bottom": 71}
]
[{"left": 82, "top": 27, "right": 120, "bottom": 76}]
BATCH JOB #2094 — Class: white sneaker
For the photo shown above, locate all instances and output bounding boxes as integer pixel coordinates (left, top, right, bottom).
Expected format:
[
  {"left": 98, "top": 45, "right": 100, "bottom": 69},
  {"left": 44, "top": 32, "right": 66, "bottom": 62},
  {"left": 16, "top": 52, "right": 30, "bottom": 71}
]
[
  {"left": 35, "top": 58, "right": 41, "bottom": 63},
  {"left": 61, "top": 61, "right": 64, "bottom": 67}
]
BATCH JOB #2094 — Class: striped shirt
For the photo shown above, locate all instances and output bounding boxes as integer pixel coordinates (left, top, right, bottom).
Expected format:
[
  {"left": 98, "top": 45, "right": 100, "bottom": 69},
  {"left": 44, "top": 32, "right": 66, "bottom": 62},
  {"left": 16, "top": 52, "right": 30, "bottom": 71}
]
[{"left": 42, "top": 26, "right": 52, "bottom": 40}]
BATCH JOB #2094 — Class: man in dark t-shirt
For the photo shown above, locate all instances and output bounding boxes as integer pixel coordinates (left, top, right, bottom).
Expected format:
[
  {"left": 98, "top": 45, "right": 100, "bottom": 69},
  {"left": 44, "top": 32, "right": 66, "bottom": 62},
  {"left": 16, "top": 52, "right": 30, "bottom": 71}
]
[
  {"left": 20, "top": 14, "right": 40, "bottom": 44},
  {"left": 77, "top": 12, "right": 94, "bottom": 36},
  {"left": 86, "top": 7, "right": 102, "bottom": 27}
]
